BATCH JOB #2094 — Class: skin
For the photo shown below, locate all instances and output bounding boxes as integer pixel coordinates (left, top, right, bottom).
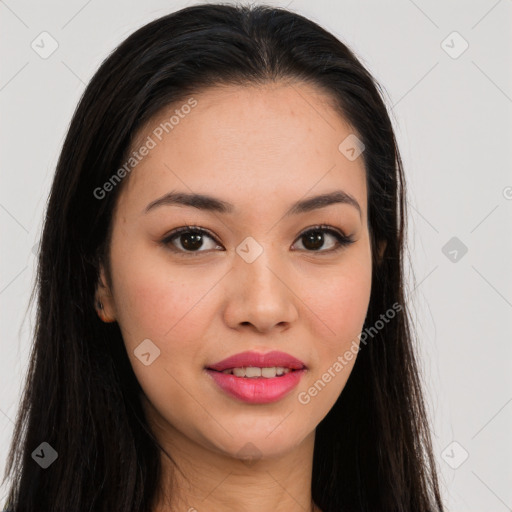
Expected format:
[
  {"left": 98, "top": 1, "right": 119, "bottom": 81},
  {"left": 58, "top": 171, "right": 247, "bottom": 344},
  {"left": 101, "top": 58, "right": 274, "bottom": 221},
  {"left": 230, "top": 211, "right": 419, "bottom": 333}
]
[{"left": 95, "top": 80, "right": 374, "bottom": 512}]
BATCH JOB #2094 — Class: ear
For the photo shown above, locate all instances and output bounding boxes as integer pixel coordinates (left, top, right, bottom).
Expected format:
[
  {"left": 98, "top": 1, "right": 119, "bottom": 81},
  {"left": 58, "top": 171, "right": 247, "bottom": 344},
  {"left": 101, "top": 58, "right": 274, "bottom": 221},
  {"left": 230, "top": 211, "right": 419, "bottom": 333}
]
[{"left": 94, "top": 264, "right": 116, "bottom": 323}]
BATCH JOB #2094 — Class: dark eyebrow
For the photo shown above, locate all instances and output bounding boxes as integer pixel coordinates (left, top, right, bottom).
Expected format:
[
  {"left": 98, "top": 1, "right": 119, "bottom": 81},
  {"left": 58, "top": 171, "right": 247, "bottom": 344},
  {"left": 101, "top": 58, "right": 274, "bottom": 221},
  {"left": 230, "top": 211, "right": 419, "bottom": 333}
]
[
  {"left": 144, "top": 192, "right": 234, "bottom": 215},
  {"left": 144, "top": 190, "right": 361, "bottom": 219},
  {"left": 286, "top": 190, "right": 361, "bottom": 219}
]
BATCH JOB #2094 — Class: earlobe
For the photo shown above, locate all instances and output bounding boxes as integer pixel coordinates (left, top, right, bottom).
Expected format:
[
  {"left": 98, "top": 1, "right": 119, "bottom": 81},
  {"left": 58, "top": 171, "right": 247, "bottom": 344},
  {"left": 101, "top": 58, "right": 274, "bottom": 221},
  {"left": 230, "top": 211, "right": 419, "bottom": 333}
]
[
  {"left": 95, "top": 298, "right": 116, "bottom": 323},
  {"left": 94, "top": 265, "right": 116, "bottom": 323}
]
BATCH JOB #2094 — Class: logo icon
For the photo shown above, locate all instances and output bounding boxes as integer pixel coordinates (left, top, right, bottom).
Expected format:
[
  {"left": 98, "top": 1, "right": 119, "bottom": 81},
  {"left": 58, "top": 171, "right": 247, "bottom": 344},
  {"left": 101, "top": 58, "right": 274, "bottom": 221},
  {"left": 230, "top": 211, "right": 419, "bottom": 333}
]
[
  {"left": 338, "top": 134, "right": 365, "bottom": 161},
  {"left": 31, "top": 32, "right": 59, "bottom": 59},
  {"left": 441, "top": 31, "right": 469, "bottom": 59},
  {"left": 134, "top": 338, "right": 161, "bottom": 366},
  {"left": 441, "top": 441, "right": 469, "bottom": 469},
  {"left": 442, "top": 236, "right": 468, "bottom": 263},
  {"left": 32, "top": 442, "right": 58, "bottom": 469},
  {"left": 236, "top": 236, "right": 264, "bottom": 263}
]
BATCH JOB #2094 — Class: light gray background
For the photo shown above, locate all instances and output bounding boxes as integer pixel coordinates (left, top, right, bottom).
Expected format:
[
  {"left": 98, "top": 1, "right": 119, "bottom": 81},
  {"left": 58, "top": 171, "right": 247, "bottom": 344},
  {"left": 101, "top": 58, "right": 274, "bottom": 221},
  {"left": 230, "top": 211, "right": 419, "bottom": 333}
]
[{"left": 1, "top": 0, "right": 511, "bottom": 510}]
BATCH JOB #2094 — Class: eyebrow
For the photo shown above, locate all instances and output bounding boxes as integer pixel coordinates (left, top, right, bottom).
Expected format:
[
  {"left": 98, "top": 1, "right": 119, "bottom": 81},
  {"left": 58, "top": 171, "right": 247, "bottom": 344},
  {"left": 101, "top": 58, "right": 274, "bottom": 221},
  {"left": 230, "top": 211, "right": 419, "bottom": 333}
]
[{"left": 144, "top": 190, "right": 362, "bottom": 219}]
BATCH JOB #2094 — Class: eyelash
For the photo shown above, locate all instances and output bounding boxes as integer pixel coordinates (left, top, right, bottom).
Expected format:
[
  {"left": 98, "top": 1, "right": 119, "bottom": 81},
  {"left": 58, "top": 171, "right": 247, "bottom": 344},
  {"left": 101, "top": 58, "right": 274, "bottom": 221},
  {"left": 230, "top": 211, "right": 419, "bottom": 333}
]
[{"left": 160, "top": 224, "right": 355, "bottom": 257}]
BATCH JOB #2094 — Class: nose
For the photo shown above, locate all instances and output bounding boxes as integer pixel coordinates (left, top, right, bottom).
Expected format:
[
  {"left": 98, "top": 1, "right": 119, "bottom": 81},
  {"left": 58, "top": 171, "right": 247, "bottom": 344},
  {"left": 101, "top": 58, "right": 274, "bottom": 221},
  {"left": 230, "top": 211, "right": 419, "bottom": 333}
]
[{"left": 223, "top": 251, "right": 299, "bottom": 334}]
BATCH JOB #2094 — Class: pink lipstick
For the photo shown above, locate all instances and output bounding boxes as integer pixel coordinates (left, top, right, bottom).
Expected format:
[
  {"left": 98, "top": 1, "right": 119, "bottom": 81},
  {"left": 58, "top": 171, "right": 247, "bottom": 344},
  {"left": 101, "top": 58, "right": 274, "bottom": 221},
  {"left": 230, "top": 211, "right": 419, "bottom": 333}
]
[{"left": 205, "top": 350, "right": 307, "bottom": 404}]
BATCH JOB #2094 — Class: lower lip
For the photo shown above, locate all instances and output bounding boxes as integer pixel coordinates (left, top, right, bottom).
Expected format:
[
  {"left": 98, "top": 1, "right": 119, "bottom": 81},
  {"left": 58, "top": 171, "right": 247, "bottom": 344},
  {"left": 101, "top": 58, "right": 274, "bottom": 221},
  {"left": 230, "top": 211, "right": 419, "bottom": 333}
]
[{"left": 205, "top": 369, "right": 306, "bottom": 404}]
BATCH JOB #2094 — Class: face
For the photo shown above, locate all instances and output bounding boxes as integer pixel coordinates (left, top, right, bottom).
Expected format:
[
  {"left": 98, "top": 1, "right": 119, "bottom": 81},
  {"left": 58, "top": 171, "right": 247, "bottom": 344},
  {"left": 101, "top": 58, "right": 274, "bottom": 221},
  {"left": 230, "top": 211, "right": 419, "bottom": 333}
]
[{"left": 96, "top": 81, "right": 372, "bottom": 462}]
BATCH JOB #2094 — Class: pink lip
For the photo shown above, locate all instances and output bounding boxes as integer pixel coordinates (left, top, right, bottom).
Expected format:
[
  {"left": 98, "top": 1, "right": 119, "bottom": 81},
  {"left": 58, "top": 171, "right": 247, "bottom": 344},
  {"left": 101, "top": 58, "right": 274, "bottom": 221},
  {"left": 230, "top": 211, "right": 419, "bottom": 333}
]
[
  {"left": 206, "top": 350, "right": 307, "bottom": 372},
  {"left": 206, "top": 368, "right": 306, "bottom": 404},
  {"left": 205, "top": 350, "right": 307, "bottom": 404}
]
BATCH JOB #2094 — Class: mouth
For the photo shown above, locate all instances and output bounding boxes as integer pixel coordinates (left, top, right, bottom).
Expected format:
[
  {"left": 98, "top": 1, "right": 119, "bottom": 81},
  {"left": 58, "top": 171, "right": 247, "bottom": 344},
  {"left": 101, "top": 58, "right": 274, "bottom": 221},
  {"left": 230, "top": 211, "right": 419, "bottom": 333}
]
[
  {"left": 204, "top": 350, "right": 307, "bottom": 404},
  {"left": 207, "top": 366, "right": 301, "bottom": 378}
]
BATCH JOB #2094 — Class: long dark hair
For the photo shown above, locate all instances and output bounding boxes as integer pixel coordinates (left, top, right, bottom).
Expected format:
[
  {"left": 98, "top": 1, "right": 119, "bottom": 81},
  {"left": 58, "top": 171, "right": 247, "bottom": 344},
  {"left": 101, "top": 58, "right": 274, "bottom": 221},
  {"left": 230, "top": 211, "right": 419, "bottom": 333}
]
[{"left": 2, "top": 3, "right": 444, "bottom": 511}]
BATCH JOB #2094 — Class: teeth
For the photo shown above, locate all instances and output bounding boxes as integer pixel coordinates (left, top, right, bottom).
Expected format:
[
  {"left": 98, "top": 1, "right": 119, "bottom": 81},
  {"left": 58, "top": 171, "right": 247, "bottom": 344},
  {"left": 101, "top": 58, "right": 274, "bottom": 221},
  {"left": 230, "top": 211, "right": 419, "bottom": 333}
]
[
  {"left": 244, "top": 367, "right": 261, "bottom": 378},
  {"left": 220, "top": 366, "right": 292, "bottom": 378}
]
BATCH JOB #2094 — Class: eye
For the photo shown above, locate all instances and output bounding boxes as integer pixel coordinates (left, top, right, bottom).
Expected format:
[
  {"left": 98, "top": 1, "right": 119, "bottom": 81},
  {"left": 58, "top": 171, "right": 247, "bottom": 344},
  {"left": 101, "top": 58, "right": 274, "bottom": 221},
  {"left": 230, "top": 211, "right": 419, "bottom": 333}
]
[
  {"left": 161, "top": 224, "right": 355, "bottom": 256},
  {"left": 161, "top": 226, "right": 222, "bottom": 256},
  {"left": 292, "top": 225, "right": 355, "bottom": 253}
]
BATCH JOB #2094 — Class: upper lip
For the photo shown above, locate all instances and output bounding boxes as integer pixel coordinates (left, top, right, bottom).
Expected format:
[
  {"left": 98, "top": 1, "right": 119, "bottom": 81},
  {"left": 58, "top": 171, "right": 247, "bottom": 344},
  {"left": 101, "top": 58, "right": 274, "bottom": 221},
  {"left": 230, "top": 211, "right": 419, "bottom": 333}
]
[{"left": 206, "top": 350, "right": 307, "bottom": 372}]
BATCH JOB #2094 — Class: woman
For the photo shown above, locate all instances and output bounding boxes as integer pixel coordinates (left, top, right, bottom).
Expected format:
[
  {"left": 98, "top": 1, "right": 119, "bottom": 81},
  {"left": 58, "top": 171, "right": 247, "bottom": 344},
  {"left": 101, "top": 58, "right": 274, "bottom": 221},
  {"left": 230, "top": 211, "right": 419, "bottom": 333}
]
[{"left": 1, "top": 3, "right": 445, "bottom": 511}]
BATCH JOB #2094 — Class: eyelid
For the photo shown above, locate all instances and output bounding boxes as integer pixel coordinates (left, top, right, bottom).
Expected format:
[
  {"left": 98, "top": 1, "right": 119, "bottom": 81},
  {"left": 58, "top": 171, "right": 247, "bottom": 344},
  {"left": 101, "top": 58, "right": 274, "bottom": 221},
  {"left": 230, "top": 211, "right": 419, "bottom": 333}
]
[
  {"left": 161, "top": 225, "right": 223, "bottom": 254},
  {"left": 160, "top": 224, "right": 355, "bottom": 255},
  {"left": 293, "top": 224, "right": 355, "bottom": 253}
]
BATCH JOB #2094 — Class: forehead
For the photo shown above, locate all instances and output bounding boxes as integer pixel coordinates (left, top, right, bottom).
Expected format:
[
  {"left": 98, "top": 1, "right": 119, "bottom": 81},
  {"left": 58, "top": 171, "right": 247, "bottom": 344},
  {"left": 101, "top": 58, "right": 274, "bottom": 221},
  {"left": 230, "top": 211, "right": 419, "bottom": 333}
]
[{"left": 117, "top": 81, "right": 367, "bottom": 220}]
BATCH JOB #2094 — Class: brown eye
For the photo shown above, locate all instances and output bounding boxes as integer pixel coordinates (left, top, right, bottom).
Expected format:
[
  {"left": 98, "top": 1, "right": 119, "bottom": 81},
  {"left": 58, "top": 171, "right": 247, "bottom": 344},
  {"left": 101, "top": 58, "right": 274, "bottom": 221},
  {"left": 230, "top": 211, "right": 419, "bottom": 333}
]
[
  {"left": 293, "top": 226, "right": 355, "bottom": 253},
  {"left": 161, "top": 224, "right": 354, "bottom": 257},
  {"left": 162, "top": 226, "right": 222, "bottom": 255}
]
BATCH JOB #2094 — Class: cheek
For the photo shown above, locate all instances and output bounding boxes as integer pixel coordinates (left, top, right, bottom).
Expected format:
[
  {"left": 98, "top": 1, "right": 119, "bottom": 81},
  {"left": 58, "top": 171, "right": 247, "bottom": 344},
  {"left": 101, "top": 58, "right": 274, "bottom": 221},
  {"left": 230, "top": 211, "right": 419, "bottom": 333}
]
[
  {"left": 110, "top": 241, "right": 213, "bottom": 352},
  {"left": 294, "top": 259, "right": 371, "bottom": 414},
  {"left": 300, "top": 254, "right": 372, "bottom": 344},
  {"left": 330, "top": 272, "right": 370, "bottom": 335},
  {"left": 111, "top": 251, "right": 217, "bottom": 402},
  {"left": 296, "top": 249, "right": 372, "bottom": 403}
]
